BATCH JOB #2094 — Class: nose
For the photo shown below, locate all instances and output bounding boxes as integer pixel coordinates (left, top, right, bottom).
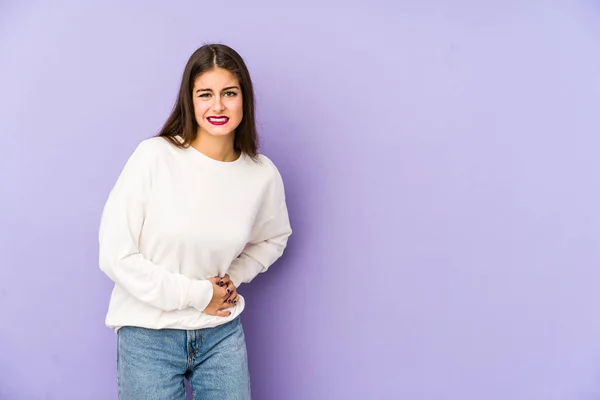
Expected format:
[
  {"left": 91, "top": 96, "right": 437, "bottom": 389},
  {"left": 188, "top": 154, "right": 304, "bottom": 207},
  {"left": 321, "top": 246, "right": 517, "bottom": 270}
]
[{"left": 212, "top": 96, "right": 225, "bottom": 113}]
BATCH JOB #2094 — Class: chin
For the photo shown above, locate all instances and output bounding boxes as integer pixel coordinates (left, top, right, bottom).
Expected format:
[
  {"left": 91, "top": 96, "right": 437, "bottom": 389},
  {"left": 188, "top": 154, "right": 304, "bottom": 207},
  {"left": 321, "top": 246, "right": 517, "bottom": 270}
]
[
  {"left": 197, "top": 123, "right": 228, "bottom": 134},
  {"left": 205, "top": 129, "right": 235, "bottom": 137}
]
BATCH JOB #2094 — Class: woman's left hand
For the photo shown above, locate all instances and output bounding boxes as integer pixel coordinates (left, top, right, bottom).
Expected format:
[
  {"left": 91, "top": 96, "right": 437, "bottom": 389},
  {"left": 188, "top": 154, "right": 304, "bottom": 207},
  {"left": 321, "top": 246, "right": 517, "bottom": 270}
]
[{"left": 216, "top": 274, "right": 239, "bottom": 307}]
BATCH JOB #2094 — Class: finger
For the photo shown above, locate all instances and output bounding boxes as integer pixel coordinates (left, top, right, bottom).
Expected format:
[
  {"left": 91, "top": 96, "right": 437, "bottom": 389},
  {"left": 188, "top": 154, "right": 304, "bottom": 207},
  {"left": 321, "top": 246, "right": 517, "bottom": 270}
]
[
  {"left": 224, "top": 293, "right": 239, "bottom": 307},
  {"left": 223, "top": 287, "right": 237, "bottom": 304},
  {"left": 223, "top": 293, "right": 234, "bottom": 305},
  {"left": 216, "top": 309, "right": 231, "bottom": 317},
  {"left": 224, "top": 282, "right": 234, "bottom": 296},
  {"left": 205, "top": 308, "right": 232, "bottom": 317},
  {"left": 217, "top": 286, "right": 230, "bottom": 301},
  {"left": 217, "top": 275, "right": 231, "bottom": 287}
]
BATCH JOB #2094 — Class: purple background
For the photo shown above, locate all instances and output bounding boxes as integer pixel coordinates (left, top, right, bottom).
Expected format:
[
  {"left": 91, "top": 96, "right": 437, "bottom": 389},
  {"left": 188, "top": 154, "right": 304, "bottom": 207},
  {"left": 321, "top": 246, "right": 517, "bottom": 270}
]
[{"left": 2, "top": 1, "right": 600, "bottom": 399}]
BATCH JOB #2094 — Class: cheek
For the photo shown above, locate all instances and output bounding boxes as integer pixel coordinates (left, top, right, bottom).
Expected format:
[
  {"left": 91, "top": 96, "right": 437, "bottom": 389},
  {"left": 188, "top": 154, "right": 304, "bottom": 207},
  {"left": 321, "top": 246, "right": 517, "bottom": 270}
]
[
  {"left": 194, "top": 101, "right": 209, "bottom": 119},
  {"left": 233, "top": 100, "right": 244, "bottom": 119}
]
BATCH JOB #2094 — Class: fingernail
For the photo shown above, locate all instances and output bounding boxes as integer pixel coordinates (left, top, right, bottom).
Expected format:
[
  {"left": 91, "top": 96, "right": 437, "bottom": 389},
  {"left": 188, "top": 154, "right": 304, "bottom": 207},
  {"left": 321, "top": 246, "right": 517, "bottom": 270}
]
[
  {"left": 234, "top": 300, "right": 237, "bottom": 304},
  {"left": 219, "top": 280, "right": 224, "bottom": 286},
  {"left": 228, "top": 299, "right": 232, "bottom": 303},
  {"left": 227, "top": 289, "right": 231, "bottom": 293}
]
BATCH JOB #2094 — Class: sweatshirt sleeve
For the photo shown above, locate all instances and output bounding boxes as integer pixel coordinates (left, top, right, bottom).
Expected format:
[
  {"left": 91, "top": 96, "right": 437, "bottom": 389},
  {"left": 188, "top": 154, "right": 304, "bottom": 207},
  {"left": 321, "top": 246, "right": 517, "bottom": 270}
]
[
  {"left": 226, "top": 161, "right": 292, "bottom": 288},
  {"left": 98, "top": 141, "right": 213, "bottom": 312}
]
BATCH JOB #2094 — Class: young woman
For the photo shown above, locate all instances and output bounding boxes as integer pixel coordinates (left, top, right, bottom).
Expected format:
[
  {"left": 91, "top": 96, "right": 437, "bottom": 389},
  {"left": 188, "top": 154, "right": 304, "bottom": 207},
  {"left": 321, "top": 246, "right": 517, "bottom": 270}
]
[{"left": 98, "top": 43, "right": 292, "bottom": 399}]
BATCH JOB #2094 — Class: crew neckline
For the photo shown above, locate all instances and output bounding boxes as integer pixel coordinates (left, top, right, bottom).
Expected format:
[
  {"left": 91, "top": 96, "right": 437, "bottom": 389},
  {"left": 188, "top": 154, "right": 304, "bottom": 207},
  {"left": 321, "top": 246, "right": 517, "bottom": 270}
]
[{"left": 176, "top": 135, "right": 245, "bottom": 166}]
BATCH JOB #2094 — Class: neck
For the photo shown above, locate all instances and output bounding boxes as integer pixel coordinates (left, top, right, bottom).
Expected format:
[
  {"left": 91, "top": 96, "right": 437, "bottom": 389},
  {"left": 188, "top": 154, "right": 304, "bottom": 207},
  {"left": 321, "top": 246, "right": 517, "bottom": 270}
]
[{"left": 191, "top": 131, "right": 238, "bottom": 162}]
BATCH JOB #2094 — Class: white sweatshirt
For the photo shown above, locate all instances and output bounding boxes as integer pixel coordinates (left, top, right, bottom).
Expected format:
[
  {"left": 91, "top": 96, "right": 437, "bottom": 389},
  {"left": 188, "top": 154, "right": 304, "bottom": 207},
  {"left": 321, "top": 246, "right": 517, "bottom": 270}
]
[{"left": 98, "top": 136, "right": 292, "bottom": 331}]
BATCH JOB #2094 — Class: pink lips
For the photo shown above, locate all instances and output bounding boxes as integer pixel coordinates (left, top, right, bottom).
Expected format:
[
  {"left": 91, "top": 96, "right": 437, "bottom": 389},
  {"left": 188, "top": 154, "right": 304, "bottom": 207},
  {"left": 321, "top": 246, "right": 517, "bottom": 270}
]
[{"left": 207, "top": 116, "right": 229, "bottom": 126}]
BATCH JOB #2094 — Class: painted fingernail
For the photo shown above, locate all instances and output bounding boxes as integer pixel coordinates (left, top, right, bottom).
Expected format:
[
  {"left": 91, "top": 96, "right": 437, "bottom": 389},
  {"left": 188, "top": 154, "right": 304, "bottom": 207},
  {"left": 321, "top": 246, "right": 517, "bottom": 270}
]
[
  {"left": 228, "top": 299, "right": 232, "bottom": 303},
  {"left": 227, "top": 289, "right": 231, "bottom": 293},
  {"left": 234, "top": 300, "right": 237, "bottom": 304},
  {"left": 219, "top": 280, "right": 224, "bottom": 286}
]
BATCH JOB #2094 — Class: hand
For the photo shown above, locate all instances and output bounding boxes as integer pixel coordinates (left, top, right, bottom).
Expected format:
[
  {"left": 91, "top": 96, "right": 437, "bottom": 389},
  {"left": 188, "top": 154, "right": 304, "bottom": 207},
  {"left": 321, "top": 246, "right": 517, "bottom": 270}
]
[
  {"left": 202, "top": 274, "right": 239, "bottom": 317},
  {"left": 216, "top": 274, "right": 239, "bottom": 307}
]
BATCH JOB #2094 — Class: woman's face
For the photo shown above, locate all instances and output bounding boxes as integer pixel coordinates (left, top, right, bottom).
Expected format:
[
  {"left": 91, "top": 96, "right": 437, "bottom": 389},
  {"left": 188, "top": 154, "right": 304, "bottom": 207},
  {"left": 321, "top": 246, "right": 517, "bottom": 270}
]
[{"left": 192, "top": 67, "right": 243, "bottom": 139}]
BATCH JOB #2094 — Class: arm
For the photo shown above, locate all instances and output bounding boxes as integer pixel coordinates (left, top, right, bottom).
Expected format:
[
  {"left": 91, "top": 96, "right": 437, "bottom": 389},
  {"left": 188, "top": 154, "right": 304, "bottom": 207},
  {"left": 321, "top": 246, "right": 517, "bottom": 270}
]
[
  {"left": 227, "top": 203, "right": 292, "bottom": 288},
  {"left": 98, "top": 141, "right": 213, "bottom": 312},
  {"left": 226, "top": 161, "right": 292, "bottom": 288}
]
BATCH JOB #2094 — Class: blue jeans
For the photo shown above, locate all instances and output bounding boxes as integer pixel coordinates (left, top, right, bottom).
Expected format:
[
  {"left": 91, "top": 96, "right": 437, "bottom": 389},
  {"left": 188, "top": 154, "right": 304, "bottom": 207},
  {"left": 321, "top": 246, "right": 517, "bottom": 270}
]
[{"left": 117, "top": 317, "right": 251, "bottom": 399}]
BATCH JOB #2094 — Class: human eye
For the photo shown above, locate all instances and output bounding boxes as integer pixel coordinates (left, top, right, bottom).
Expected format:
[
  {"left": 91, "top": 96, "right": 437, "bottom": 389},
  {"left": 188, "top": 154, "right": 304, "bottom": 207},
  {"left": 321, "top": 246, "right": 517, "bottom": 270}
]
[{"left": 223, "top": 91, "right": 238, "bottom": 97}]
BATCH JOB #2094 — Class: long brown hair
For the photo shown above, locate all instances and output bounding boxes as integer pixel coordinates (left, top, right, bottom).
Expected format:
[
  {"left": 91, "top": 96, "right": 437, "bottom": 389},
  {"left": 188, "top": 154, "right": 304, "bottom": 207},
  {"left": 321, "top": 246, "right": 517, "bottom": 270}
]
[{"left": 156, "top": 44, "right": 259, "bottom": 159}]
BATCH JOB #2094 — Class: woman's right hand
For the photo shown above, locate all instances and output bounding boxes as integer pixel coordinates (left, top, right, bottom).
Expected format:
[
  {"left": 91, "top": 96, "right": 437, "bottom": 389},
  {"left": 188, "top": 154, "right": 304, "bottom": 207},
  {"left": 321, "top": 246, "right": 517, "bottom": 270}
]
[{"left": 202, "top": 276, "right": 236, "bottom": 317}]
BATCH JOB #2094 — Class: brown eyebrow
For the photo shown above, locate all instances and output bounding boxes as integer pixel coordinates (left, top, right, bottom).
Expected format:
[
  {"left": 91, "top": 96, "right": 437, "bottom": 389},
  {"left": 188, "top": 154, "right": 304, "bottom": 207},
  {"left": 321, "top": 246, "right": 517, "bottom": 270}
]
[{"left": 195, "top": 86, "right": 240, "bottom": 94}]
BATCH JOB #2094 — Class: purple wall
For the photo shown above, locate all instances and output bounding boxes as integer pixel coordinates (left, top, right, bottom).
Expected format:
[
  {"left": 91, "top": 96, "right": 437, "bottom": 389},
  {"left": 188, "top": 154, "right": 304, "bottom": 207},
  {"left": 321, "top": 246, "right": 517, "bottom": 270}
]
[{"left": 2, "top": 1, "right": 600, "bottom": 399}]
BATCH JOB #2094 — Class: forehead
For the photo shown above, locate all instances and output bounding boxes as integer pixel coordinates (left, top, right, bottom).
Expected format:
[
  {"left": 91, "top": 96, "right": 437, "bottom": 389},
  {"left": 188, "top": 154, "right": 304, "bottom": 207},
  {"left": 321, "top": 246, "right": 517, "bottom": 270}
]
[{"left": 193, "top": 68, "right": 239, "bottom": 88}]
